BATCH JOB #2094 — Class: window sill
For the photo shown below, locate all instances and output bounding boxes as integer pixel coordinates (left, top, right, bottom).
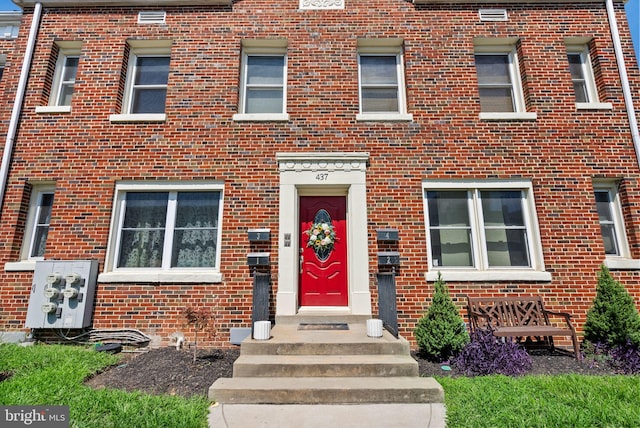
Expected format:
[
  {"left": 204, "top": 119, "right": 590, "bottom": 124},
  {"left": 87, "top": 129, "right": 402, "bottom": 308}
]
[
  {"left": 98, "top": 270, "right": 222, "bottom": 283},
  {"left": 426, "top": 269, "right": 552, "bottom": 282},
  {"left": 604, "top": 257, "right": 640, "bottom": 270},
  {"left": 356, "top": 113, "right": 413, "bottom": 122},
  {"left": 109, "top": 113, "right": 167, "bottom": 123},
  {"left": 4, "top": 260, "right": 37, "bottom": 272},
  {"left": 576, "top": 102, "right": 613, "bottom": 110},
  {"left": 35, "top": 106, "right": 72, "bottom": 114},
  {"left": 233, "top": 113, "right": 290, "bottom": 122},
  {"left": 479, "top": 112, "right": 537, "bottom": 121}
]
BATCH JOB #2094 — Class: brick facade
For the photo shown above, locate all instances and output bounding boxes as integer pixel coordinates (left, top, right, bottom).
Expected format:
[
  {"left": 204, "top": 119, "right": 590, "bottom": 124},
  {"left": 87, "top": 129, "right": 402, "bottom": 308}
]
[{"left": 0, "top": 0, "right": 639, "bottom": 349}]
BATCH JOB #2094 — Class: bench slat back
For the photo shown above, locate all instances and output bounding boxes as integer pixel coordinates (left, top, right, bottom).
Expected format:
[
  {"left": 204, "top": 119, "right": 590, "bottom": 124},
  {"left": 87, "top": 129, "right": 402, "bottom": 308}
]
[{"left": 467, "top": 296, "right": 549, "bottom": 328}]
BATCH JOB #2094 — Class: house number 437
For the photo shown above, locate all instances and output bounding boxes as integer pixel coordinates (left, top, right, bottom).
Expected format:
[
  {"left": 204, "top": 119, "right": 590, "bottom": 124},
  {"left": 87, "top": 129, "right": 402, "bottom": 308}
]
[{"left": 315, "top": 173, "right": 329, "bottom": 181}]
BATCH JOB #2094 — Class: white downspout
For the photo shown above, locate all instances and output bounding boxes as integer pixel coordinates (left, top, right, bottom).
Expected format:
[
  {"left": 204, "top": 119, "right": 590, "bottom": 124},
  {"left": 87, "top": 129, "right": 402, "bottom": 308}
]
[
  {"left": 606, "top": 0, "right": 640, "bottom": 169},
  {"left": 0, "top": 3, "right": 42, "bottom": 211}
]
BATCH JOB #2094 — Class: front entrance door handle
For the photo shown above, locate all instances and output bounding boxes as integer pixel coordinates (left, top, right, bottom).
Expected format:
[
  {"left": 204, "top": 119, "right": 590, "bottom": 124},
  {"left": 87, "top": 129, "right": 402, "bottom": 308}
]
[{"left": 299, "top": 248, "right": 304, "bottom": 274}]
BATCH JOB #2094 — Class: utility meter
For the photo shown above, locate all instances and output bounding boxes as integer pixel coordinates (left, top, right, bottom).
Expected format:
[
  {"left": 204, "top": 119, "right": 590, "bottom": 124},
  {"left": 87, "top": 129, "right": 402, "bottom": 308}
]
[
  {"left": 41, "top": 302, "right": 57, "bottom": 314},
  {"left": 46, "top": 273, "right": 62, "bottom": 285},
  {"left": 25, "top": 260, "right": 99, "bottom": 329},
  {"left": 65, "top": 272, "right": 82, "bottom": 285},
  {"left": 62, "top": 287, "right": 79, "bottom": 299},
  {"left": 43, "top": 287, "right": 60, "bottom": 299}
]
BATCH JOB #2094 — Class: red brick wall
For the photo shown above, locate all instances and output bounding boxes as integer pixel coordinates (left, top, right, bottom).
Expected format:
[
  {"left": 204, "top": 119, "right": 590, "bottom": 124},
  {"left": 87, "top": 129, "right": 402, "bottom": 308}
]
[{"left": 0, "top": 1, "right": 639, "bottom": 349}]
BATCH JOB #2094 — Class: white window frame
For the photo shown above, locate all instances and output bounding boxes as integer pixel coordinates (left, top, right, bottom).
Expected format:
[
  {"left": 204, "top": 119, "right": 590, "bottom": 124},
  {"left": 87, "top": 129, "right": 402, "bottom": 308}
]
[
  {"left": 233, "top": 39, "right": 289, "bottom": 122},
  {"left": 423, "top": 180, "right": 549, "bottom": 282},
  {"left": 594, "top": 182, "right": 640, "bottom": 270},
  {"left": 474, "top": 38, "right": 536, "bottom": 121},
  {"left": 110, "top": 40, "right": 172, "bottom": 123},
  {"left": 565, "top": 39, "right": 612, "bottom": 110},
  {"left": 99, "top": 181, "right": 224, "bottom": 283},
  {"left": 356, "top": 38, "right": 412, "bottom": 122},
  {"left": 5, "top": 184, "right": 56, "bottom": 272},
  {"left": 36, "top": 42, "right": 82, "bottom": 114}
]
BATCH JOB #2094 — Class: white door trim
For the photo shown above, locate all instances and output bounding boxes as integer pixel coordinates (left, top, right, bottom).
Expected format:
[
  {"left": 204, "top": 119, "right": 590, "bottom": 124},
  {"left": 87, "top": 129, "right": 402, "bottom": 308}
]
[{"left": 275, "top": 152, "right": 371, "bottom": 316}]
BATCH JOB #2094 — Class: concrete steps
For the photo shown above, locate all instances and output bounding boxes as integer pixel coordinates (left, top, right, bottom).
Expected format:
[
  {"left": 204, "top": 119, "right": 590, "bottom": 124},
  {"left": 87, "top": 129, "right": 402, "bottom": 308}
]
[
  {"left": 209, "top": 316, "right": 444, "bottom": 405},
  {"left": 211, "top": 376, "right": 444, "bottom": 404},
  {"left": 233, "top": 354, "right": 419, "bottom": 377}
]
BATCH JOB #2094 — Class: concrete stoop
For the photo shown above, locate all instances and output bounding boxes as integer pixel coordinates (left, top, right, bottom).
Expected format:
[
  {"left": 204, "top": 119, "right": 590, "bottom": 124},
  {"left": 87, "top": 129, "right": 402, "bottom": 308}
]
[{"left": 209, "top": 316, "right": 445, "bottom": 427}]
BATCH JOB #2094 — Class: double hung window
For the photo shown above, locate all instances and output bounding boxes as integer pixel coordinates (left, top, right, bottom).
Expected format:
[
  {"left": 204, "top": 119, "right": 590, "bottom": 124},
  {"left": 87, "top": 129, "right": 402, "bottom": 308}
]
[
  {"left": 423, "top": 181, "right": 547, "bottom": 281},
  {"left": 565, "top": 40, "right": 610, "bottom": 110},
  {"left": 23, "top": 186, "right": 55, "bottom": 261},
  {"left": 234, "top": 39, "right": 288, "bottom": 121},
  {"left": 474, "top": 39, "right": 535, "bottom": 120},
  {"left": 110, "top": 40, "right": 172, "bottom": 122},
  {"left": 53, "top": 51, "right": 79, "bottom": 107},
  {"left": 356, "top": 38, "right": 411, "bottom": 121},
  {"left": 594, "top": 184, "right": 627, "bottom": 257}
]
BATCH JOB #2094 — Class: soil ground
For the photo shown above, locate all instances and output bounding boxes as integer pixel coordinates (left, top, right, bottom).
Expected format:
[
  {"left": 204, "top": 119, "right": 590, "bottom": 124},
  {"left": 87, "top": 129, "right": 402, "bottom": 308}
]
[{"left": 85, "top": 346, "right": 616, "bottom": 398}]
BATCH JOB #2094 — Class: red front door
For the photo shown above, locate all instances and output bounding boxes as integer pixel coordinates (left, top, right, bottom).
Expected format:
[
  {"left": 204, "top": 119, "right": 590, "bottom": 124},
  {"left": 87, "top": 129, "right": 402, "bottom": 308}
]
[{"left": 299, "top": 196, "right": 348, "bottom": 306}]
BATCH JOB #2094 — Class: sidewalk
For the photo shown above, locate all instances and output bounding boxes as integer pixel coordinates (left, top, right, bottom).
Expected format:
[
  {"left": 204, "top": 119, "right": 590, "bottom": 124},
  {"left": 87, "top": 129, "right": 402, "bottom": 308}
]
[{"left": 208, "top": 402, "right": 446, "bottom": 428}]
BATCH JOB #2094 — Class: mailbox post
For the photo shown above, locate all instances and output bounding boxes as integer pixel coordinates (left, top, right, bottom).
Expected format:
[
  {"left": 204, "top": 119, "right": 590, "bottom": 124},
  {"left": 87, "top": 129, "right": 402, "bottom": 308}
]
[
  {"left": 376, "top": 228, "right": 400, "bottom": 338},
  {"left": 247, "top": 230, "right": 271, "bottom": 334}
]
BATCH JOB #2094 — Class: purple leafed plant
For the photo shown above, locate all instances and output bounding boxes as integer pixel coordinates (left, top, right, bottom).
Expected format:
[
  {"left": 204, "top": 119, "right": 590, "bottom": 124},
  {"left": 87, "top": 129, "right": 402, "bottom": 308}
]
[
  {"left": 451, "top": 328, "right": 532, "bottom": 376},
  {"left": 609, "top": 340, "right": 640, "bottom": 374}
]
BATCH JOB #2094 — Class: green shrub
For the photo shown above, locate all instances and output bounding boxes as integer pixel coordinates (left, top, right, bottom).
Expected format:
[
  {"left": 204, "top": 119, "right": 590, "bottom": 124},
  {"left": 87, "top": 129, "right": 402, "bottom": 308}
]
[
  {"left": 414, "top": 272, "right": 469, "bottom": 362},
  {"left": 583, "top": 265, "right": 640, "bottom": 347}
]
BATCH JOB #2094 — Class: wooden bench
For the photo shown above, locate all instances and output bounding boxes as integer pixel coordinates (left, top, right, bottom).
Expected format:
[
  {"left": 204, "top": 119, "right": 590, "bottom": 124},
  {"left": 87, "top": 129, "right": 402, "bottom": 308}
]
[{"left": 466, "top": 296, "right": 581, "bottom": 360}]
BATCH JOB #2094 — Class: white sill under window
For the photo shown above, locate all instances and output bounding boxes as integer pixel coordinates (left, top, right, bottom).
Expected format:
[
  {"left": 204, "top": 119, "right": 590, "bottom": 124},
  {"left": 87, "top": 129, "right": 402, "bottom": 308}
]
[
  {"left": 426, "top": 269, "right": 552, "bottom": 282},
  {"left": 232, "top": 113, "right": 290, "bottom": 122},
  {"left": 604, "top": 257, "right": 640, "bottom": 270},
  {"left": 109, "top": 113, "right": 167, "bottom": 123},
  {"left": 4, "top": 260, "right": 37, "bottom": 272},
  {"left": 98, "top": 270, "right": 223, "bottom": 283},
  {"left": 356, "top": 113, "right": 413, "bottom": 122},
  {"left": 576, "top": 102, "right": 613, "bottom": 110},
  {"left": 35, "top": 106, "right": 72, "bottom": 114},
  {"left": 479, "top": 112, "right": 537, "bottom": 121}
]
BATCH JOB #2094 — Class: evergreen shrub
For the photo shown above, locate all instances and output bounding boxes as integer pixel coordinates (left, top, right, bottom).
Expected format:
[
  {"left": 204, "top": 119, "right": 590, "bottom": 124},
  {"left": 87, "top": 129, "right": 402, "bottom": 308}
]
[
  {"left": 583, "top": 265, "right": 640, "bottom": 348},
  {"left": 414, "top": 273, "right": 469, "bottom": 362}
]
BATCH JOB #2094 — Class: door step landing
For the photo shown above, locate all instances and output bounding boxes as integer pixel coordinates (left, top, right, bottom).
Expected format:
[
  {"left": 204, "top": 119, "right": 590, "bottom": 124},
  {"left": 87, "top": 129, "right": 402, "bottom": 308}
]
[{"left": 209, "top": 317, "right": 444, "bottom": 405}]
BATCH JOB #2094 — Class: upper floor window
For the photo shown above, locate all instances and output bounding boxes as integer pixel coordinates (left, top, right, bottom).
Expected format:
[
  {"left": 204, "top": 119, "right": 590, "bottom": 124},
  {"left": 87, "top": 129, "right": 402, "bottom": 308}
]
[
  {"left": 356, "top": 38, "right": 412, "bottom": 122},
  {"left": 100, "top": 182, "right": 224, "bottom": 283},
  {"left": 474, "top": 38, "right": 536, "bottom": 121},
  {"left": 234, "top": 39, "right": 288, "bottom": 122},
  {"left": 52, "top": 49, "right": 80, "bottom": 107},
  {"left": 110, "top": 40, "right": 172, "bottom": 123},
  {"left": 565, "top": 39, "right": 611, "bottom": 110},
  {"left": 423, "top": 180, "right": 548, "bottom": 281}
]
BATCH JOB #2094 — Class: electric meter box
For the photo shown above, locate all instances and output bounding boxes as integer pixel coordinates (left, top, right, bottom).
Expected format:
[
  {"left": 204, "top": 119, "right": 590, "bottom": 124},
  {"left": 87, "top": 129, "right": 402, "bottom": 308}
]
[{"left": 25, "top": 260, "right": 99, "bottom": 329}]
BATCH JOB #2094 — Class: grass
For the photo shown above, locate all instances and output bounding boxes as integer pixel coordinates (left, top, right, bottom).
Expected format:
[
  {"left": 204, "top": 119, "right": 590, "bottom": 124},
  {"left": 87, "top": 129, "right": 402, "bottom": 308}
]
[
  {"left": 438, "top": 374, "right": 640, "bottom": 427},
  {"left": 2, "top": 344, "right": 640, "bottom": 427},
  {"left": 0, "top": 344, "right": 210, "bottom": 428}
]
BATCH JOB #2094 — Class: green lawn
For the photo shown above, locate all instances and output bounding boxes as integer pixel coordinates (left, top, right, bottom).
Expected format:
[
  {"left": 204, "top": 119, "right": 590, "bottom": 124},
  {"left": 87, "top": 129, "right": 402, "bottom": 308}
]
[
  {"left": 1, "top": 344, "right": 639, "bottom": 427},
  {"left": 0, "top": 344, "right": 209, "bottom": 428},
  {"left": 439, "top": 374, "right": 640, "bottom": 427}
]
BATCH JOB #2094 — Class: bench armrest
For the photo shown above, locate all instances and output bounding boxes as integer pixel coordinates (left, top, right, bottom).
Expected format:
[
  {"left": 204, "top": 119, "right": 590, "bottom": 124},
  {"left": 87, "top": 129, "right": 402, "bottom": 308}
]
[{"left": 543, "top": 309, "right": 576, "bottom": 330}]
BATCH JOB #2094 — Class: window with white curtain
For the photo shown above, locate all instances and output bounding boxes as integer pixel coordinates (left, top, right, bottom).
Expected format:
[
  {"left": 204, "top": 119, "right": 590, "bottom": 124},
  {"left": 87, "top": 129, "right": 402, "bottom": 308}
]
[{"left": 108, "top": 182, "right": 223, "bottom": 273}]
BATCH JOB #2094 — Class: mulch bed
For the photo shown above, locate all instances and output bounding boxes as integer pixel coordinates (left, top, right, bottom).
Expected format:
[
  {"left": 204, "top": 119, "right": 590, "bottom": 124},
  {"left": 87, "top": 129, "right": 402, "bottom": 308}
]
[{"left": 85, "top": 346, "right": 617, "bottom": 398}]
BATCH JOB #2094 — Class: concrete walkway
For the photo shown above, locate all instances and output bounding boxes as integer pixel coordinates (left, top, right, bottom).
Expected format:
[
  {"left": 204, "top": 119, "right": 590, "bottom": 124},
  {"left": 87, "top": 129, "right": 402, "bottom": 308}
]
[{"left": 208, "top": 402, "right": 446, "bottom": 428}]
